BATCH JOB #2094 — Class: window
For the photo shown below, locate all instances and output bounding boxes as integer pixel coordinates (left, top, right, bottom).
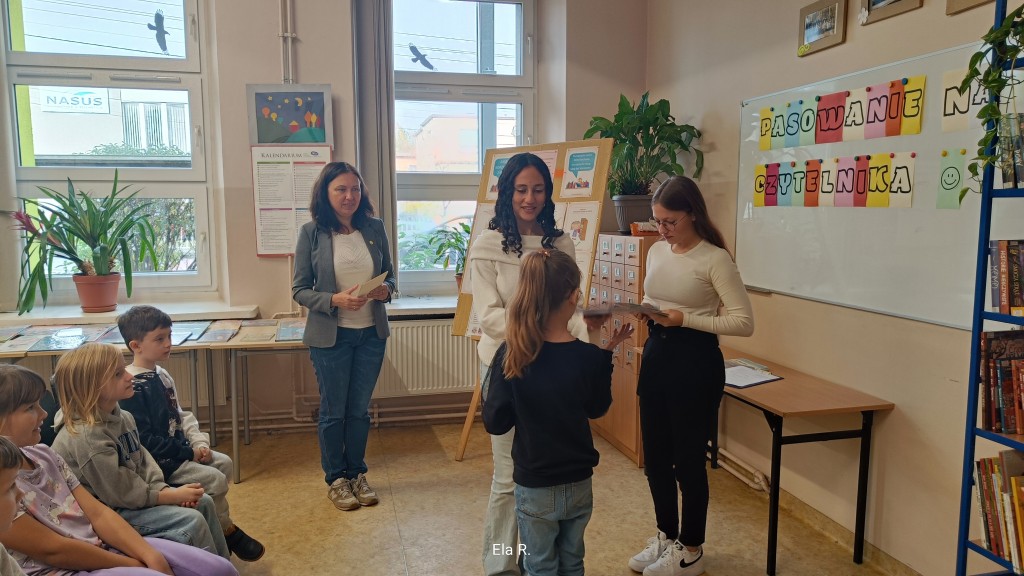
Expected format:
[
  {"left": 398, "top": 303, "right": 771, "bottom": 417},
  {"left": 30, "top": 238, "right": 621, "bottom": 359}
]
[
  {"left": 392, "top": 0, "right": 534, "bottom": 292},
  {"left": 2, "top": 0, "right": 213, "bottom": 300}
]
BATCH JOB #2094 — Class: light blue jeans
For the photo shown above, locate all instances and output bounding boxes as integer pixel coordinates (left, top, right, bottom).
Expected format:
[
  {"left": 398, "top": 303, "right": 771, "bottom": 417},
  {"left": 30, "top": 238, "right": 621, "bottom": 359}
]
[
  {"left": 514, "top": 478, "right": 594, "bottom": 576},
  {"left": 117, "top": 494, "right": 229, "bottom": 558},
  {"left": 481, "top": 360, "right": 521, "bottom": 576},
  {"left": 310, "top": 326, "right": 387, "bottom": 484}
]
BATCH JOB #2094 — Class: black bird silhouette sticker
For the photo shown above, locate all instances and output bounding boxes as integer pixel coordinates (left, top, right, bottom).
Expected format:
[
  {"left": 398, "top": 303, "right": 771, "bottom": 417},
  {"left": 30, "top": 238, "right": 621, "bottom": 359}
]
[
  {"left": 148, "top": 10, "right": 169, "bottom": 55},
  {"left": 408, "top": 44, "right": 435, "bottom": 71}
]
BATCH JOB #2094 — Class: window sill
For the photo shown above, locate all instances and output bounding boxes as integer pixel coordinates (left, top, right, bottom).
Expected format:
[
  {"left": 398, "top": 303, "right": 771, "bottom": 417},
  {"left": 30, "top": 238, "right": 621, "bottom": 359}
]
[
  {"left": 386, "top": 295, "right": 457, "bottom": 317},
  {"left": 0, "top": 301, "right": 259, "bottom": 327}
]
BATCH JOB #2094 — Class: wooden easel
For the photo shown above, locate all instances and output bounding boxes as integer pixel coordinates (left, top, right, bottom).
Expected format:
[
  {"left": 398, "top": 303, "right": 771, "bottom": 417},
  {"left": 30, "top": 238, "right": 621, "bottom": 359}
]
[{"left": 454, "top": 366, "right": 481, "bottom": 461}]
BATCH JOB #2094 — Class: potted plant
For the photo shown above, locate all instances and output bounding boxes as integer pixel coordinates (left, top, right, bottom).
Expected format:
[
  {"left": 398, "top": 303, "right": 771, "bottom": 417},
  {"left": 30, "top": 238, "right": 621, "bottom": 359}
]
[
  {"left": 584, "top": 92, "right": 703, "bottom": 233},
  {"left": 427, "top": 222, "right": 471, "bottom": 291},
  {"left": 959, "top": 3, "right": 1024, "bottom": 202},
  {"left": 3, "top": 170, "right": 158, "bottom": 314}
]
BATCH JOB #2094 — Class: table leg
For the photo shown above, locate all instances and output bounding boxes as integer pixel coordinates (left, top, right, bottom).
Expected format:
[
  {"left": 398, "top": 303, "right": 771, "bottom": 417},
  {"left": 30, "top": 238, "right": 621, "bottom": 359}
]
[
  {"left": 207, "top": 349, "right": 217, "bottom": 447},
  {"left": 189, "top": 350, "right": 199, "bottom": 435},
  {"left": 455, "top": 368, "right": 482, "bottom": 462},
  {"left": 230, "top": 350, "right": 240, "bottom": 484},
  {"left": 854, "top": 411, "right": 874, "bottom": 564},
  {"left": 242, "top": 355, "right": 251, "bottom": 446},
  {"left": 766, "top": 412, "right": 783, "bottom": 576}
]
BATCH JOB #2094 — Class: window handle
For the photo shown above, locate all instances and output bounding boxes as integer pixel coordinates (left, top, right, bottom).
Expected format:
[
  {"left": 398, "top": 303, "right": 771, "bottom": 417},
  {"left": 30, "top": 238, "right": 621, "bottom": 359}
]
[
  {"left": 190, "top": 13, "right": 199, "bottom": 41},
  {"left": 193, "top": 125, "right": 203, "bottom": 154},
  {"left": 199, "top": 231, "right": 208, "bottom": 256},
  {"left": 526, "top": 34, "right": 533, "bottom": 56}
]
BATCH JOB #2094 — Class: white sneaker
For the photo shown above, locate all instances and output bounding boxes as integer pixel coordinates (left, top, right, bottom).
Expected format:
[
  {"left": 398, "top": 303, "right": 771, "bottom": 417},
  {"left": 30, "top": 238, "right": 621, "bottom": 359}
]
[
  {"left": 642, "top": 541, "right": 705, "bottom": 576},
  {"left": 628, "top": 531, "right": 671, "bottom": 572}
]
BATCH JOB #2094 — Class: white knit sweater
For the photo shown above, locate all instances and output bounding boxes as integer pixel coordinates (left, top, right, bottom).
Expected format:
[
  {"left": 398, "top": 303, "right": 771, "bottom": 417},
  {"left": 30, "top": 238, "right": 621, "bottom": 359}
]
[{"left": 469, "top": 229, "right": 590, "bottom": 364}]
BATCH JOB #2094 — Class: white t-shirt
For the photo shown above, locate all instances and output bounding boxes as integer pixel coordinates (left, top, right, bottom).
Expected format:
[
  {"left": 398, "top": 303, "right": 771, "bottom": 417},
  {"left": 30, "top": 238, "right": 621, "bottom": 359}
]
[
  {"left": 642, "top": 240, "right": 754, "bottom": 337},
  {"left": 333, "top": 230, "right": 375, "bottom": 329}
]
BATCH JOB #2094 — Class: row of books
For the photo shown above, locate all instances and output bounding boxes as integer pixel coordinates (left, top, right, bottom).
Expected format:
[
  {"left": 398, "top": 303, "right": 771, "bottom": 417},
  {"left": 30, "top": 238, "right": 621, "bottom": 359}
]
[
  {"left": 976, "top": 450, "right": 1024, "bottom": 571},
  {"left": 980, "top": 330, "right": 1024, "bottom": 434},
  {"left": 0, "top": 319, "right": 307, "bottom": 354},
  {"left": 991, "top": 240, "right": 1024, "bottom": 317}
]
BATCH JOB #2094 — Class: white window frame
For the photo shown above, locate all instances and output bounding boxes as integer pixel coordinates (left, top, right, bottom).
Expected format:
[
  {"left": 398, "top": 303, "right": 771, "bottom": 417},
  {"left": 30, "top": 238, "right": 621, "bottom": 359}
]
[
  {"left": 393, "top": 0, "right": 535, "bottom": 295},
  {"left": 2, "top": 0, "right": 216, "bottom": 300},
  {"left": 3, "top": 0, "right": 201, "bottom": 73},
  {"left": 13, "top": 179, "right": 214, "bottom": 298},
  {"left": 7, "top": 67, "right": 207, "bottom": 183}
]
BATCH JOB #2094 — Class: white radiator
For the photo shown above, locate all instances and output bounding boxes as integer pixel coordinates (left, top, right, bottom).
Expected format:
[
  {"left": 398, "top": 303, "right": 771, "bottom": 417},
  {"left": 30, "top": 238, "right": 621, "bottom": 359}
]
[{"left": 375, "top": 319, "right": 477, "bottom": 398}]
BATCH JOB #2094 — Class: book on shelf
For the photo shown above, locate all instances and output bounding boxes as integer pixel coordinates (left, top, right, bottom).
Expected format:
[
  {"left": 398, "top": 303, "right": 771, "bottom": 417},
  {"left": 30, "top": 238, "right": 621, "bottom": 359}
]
[
  {"left": 171, "top": 321, "right": 213, "bottom": 342},
  {"left": 978, "top": 461, "right": 992, "bottom": 551},
  {"left": 28, "top": 326, "right": 109, "bottom": 352},
  {"left": 989, "top": 239, "right": 1024, "bottom": 316},
  {"left": 197, "top": 320, "right": 241, "bottom": 343},
  {"left": 0, "top": 325, "right": 28, "bottom": 343},
  {"left": 980, "top": 330, "right": 1024, "bottom": 433},
  {"left": 275, "top": 319, "right": 306, "bottom": 342},
  {"left": 241, "top": 319, "right": 278, "bottom": 327}
]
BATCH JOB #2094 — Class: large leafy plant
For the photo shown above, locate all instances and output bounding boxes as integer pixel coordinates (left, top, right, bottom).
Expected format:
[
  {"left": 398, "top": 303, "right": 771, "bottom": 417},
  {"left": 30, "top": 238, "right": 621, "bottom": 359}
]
[
  {"left": 584, "top": 92, "right": 703, "bottom": 196},
  {"left": 959, "top": 3, "right": 1024, "bottom": 201},
  {"left": 4, "top": 170, "right": 158, "bottom": 313},
  {"left": 427, "top": 222, "right": 471, "bottom": 275}
]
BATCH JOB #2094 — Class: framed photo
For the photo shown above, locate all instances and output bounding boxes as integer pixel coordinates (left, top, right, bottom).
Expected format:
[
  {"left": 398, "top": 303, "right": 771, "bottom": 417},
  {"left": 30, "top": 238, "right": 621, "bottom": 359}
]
[
  {"left": 798, "top": 0, "right": 847, "bottom": 57},
  {"left": 945, "top": 0, "right": 992, "bottom": 15},
  {"left": 859, "top": 0, "right": 922, "bottom": 25},
  {"left": 246, "top": 84, "right": 334, "bottom": 146}
]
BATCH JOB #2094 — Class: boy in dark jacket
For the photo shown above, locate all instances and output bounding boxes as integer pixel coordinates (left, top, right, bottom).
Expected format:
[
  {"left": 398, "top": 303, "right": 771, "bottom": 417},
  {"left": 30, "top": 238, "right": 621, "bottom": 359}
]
[{"left": 117, "top": 305, "right": 265, "bottom": 562}]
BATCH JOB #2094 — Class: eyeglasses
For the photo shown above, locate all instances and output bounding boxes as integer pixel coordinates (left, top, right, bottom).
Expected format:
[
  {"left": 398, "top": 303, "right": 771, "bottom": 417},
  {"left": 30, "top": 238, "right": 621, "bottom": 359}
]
[{"left": 650, "top": 218, "right": 682, "bottom": 230}]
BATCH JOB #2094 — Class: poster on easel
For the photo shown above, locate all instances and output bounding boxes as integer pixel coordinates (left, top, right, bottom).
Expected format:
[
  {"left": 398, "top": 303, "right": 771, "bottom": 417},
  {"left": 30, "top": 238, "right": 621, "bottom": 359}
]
[
  {"left": 250, "top": 144, "right": 332, "bottom": 256},
  {"left": 454, "top": 138, "right": 614, "bottom": 337}
]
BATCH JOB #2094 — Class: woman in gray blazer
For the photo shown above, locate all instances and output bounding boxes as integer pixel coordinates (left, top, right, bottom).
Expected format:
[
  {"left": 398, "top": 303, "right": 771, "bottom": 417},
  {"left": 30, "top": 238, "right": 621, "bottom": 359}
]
[{"left": 292, "top": 162, "right": 396, "bottom": 512}]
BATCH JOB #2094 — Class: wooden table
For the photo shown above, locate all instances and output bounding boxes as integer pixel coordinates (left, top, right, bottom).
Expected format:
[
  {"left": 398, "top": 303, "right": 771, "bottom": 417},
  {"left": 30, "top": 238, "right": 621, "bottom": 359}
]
[{"left": 716, "top": 347, "right": 894, "bottom": 576}]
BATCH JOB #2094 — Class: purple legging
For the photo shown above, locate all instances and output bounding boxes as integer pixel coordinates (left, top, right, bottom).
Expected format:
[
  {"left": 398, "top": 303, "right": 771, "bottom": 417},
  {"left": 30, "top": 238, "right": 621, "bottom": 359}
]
[{"left": 70, "top": 536, "right": 237, "bottom": 576}]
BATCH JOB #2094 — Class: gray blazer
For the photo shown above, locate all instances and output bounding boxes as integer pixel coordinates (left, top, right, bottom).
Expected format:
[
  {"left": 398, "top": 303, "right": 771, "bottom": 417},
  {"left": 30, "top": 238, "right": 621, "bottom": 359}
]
[{"left": 292, "top": 218, "right": 396, "bottom": 348}]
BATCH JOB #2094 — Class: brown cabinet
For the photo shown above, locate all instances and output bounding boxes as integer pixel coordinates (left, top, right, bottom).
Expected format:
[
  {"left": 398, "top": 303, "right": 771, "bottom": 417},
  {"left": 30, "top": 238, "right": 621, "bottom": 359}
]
[{"left": 590, "top": 233, "right": 660, "bottom": 467}]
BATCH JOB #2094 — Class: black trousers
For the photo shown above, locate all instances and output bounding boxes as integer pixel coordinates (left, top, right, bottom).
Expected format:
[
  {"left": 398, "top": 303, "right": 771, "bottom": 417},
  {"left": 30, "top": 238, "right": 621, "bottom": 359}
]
[{"left": 637, "top": 322, "right": 724, "bottom": 546}]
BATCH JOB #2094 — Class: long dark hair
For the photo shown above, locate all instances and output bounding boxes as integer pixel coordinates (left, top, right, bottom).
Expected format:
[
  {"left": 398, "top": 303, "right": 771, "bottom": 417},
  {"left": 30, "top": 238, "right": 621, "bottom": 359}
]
[
  {"left": 488, "top": 152, "right": 563, "bottom": 257},
  {"left": 309, "top": 162, "right": 376, "bottom": 233},
  {"left": 503, "top": 249, "right": 580, "bottom": 379},
  {"left": 651, "top": 176, "right": 731, "bottom": 258}
]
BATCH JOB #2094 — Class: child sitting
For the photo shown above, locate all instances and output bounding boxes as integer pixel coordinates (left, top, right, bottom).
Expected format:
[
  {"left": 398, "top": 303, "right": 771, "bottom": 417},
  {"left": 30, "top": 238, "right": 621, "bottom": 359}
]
[
  {"left": 116, "top": 306, "right": 264, "bottom": 561},
  {"left": 0, "top": 435, "right": 26, "bottom": 575},
  {"left": 0, "top": 364, "right": 237, "bottom": 575},
  {"left": 483, "top": 249, "right": 633, "bottom": 576},
  {"left": 50, "top": 342, "right": 230, "bottom": 559}
]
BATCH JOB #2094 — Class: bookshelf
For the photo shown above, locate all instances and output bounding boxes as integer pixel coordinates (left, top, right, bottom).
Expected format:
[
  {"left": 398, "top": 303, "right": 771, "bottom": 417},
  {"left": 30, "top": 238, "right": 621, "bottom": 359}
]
[{"left": 955, "top": 2, "right": 1024, "bottom": 574}]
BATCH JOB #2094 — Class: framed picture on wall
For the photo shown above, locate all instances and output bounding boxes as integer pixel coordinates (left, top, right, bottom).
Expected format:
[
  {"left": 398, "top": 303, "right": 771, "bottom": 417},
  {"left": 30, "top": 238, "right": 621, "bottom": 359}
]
[
  {"left": 945, "top": 0, "right": 992, "bottom": 15},
  {"left": 246, "top": 84, "right": 334, "bottom": 146},
  {"left": 858, "top": 0, "right": 922, "bottom": 25},
  {"left": 798, "top": 0, "right": 847, "bottom": 57}
]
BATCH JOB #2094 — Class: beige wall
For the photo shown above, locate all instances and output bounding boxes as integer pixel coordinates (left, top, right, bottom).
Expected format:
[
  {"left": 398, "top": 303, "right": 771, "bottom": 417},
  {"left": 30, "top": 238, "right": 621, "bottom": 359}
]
[{"left": 645, "top": 1, "right": 993, "bottom": 574}]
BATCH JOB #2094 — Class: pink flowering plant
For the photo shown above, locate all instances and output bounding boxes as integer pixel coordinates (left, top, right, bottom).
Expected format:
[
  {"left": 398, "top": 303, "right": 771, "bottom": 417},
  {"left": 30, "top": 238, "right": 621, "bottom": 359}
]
[{"left": 3, "top": 170, "right": 157, "bottom": 314}]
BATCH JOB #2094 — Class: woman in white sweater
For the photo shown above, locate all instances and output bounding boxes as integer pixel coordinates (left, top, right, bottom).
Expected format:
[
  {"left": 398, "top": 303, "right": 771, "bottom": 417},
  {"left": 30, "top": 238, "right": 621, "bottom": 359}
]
[
  {"left": 469, "top": 152, "right": 602, "bottom": 576},
  {"left": 628, "top": 176, "right": 754, "bottom": 576}
]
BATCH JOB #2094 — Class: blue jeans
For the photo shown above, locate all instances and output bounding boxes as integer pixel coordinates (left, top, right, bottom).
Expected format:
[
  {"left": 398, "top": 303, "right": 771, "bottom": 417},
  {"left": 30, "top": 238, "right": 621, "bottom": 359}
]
[
  {"left": 514, "top": 478, "right": 593, "bottom": 576},
  {"left": 117, "top": 494, "right": 228, "bottom": 558},
  {"left": 309, "top": 326, "right": 387, "bottom": 484}
]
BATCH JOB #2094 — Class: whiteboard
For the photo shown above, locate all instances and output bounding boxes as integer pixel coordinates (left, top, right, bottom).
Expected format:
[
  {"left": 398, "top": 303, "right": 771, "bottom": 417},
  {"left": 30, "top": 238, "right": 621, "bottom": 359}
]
[{"left": 735, "top": 43, "right": 1022, "bottom": 330}]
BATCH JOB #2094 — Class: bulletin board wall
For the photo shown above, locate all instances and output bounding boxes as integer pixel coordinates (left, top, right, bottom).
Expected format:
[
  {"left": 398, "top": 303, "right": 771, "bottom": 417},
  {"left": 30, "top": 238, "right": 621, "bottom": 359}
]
[
  {"left": 735, "top": 43, "right": 1023, "bottom": 329},
  {"left": 452, "top": 139, "right": 614, "bottom": 337}
]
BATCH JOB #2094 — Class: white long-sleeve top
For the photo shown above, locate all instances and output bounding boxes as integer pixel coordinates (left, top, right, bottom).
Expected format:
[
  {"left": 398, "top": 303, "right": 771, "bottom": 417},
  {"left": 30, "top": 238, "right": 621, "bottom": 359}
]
[
  {"left": 469, "top": 229, "right": 590, "bottom": 365},
  {"left": 642, "top": 240, "right": 754, "bottom": 337}
]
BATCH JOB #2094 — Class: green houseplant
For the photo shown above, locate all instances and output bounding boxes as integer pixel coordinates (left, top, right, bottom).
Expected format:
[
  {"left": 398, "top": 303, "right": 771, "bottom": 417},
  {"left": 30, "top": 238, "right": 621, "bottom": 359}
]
[
  {"left": 427, "top": 222, "right": 471, "bottom": 290},
  {"left": 3, "top": 170, "right": 158, "bottom": 314},
  {"left": 584, "top": 92, "right": 703, "bottom": 233},
  {"left": 959, "top": 3, "right": 1024, "bottom": 202}
]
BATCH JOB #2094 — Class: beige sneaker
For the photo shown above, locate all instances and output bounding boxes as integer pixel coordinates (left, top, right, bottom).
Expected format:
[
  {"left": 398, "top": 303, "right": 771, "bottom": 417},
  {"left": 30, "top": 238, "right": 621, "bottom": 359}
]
[
  {"left": 351, "top": 473, "right": 379, "bottom": 506},
  {"left": 328, "top": 478, "right": 360, "bottom": 511}
]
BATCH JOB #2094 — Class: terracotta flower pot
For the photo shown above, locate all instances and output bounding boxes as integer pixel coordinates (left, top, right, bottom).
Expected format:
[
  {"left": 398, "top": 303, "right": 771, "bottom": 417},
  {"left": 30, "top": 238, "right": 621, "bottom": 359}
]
[{"left": 72, "top": 273, "right": 121, "bottom": 313}]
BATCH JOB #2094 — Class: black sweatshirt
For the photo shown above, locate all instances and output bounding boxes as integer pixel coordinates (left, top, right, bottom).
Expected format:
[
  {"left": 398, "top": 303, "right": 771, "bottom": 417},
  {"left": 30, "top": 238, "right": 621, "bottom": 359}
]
[{"left": 482, "top": 339, "right": 613, "bottom": 488}]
